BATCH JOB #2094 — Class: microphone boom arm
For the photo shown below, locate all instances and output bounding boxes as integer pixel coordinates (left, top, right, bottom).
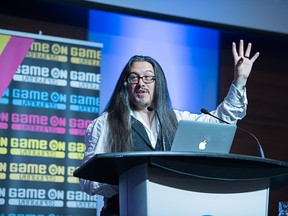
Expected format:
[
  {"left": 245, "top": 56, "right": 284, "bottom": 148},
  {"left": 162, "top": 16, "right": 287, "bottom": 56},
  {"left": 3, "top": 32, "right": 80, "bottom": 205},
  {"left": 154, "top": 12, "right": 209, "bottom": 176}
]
[
  {"left": 200, "top": 108, "right": 265, "bottom": 158},
  {"left": 147, "top": 106, "right": 166, "bottom": 151}
]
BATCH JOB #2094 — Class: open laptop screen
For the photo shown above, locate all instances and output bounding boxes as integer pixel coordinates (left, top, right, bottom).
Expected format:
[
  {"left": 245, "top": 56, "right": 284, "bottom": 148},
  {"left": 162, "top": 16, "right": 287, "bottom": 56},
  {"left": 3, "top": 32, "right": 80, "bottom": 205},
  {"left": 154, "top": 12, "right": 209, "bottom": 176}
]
[{"left": 171, "top": 120, "right": 237, "bottom": 153}]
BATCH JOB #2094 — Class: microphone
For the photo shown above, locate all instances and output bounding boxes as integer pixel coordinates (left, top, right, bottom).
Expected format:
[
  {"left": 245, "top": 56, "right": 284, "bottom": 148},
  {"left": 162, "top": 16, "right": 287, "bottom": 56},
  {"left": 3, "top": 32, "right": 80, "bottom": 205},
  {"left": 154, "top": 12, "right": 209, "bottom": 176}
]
[
  {"left": 200, "top": 108, "right": 265, "bottom": 158},
  {"left": 147, "top": 106, "right": 166, "bottom": 151}
]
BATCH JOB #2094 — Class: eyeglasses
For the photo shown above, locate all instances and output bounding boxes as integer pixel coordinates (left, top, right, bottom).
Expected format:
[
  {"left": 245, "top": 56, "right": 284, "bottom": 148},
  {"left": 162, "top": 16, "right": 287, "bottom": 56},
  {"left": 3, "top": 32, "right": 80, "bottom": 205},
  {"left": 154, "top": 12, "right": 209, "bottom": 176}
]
[{"left": 127, "top": 74, "right": 156, "bottom": 84}]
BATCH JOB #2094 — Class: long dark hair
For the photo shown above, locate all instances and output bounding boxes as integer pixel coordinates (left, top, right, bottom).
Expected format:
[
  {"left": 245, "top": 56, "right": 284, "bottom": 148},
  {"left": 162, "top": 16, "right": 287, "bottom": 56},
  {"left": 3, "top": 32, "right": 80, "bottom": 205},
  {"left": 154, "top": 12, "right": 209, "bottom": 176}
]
[{"left": 104, "top": 55, "right": 178, "bottom": 152}]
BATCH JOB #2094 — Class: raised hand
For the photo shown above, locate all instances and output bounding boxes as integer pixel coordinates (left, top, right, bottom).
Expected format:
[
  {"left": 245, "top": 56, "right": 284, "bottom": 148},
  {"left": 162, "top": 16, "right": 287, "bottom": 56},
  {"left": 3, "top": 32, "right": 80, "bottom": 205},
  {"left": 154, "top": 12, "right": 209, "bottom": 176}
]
[{"left": 232, "top": 39, "right": 260, "bottom": 85}]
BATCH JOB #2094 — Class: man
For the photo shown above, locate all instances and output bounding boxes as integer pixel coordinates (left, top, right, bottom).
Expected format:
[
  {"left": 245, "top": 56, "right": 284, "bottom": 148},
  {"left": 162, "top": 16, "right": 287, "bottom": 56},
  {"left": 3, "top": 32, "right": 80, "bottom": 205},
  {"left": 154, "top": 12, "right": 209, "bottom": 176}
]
[{"left": 80, "top": 40, "right": 260, "bottom": 215}]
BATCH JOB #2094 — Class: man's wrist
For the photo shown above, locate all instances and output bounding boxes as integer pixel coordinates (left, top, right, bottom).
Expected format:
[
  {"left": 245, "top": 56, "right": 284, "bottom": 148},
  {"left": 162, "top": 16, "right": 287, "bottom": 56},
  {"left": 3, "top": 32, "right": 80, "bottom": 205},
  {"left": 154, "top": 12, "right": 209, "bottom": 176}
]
[{"left": 233, "top": 81, "right": 246, "bottom": 90}]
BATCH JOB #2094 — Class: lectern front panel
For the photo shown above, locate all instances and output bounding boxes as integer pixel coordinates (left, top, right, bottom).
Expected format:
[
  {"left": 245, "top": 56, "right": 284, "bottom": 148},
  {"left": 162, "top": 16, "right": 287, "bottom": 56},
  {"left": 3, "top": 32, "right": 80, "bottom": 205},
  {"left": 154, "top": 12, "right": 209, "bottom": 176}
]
[{"left": 120, "top": 164, "right": 269, "bottom": 216}]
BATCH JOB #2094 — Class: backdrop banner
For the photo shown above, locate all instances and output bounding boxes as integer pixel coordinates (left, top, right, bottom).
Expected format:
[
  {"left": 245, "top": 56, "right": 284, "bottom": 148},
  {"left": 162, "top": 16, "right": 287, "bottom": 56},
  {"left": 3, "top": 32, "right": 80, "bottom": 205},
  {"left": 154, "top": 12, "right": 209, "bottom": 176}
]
[{"left": 0, "top": 29, "right": 103, "bottom": 215}]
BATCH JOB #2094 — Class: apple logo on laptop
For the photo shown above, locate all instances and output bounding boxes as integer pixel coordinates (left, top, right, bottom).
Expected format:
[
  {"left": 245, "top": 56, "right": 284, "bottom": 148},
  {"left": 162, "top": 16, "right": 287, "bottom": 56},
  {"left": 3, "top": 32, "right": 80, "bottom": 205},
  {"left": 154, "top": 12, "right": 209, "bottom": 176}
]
[{"left": 199, "top": 140, "right": 207, "bottom": 150}]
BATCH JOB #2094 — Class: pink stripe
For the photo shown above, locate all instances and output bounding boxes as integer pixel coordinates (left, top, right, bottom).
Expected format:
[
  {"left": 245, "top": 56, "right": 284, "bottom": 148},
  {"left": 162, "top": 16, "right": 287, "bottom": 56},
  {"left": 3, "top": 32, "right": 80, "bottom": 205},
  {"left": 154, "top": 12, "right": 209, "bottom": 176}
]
[
  {"left": 69, "top": 128, "right": 85, "bottom": 136},
  {"left": 0, "top": 122, "right": 8, "bottom": 129},
  {"left": 11, "top": 123, "right": 66, "bottom": 134},
  {"left": 0, "top": 36, "right": 34, "bottom": 97}
]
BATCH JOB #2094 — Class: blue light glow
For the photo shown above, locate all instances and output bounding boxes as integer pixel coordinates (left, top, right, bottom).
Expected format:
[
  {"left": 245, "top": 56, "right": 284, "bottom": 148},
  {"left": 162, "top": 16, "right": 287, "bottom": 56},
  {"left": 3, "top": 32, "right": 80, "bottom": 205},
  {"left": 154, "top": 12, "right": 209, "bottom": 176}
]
[{"left": 88, "top": 9, "right": 219, "bottom": 113}]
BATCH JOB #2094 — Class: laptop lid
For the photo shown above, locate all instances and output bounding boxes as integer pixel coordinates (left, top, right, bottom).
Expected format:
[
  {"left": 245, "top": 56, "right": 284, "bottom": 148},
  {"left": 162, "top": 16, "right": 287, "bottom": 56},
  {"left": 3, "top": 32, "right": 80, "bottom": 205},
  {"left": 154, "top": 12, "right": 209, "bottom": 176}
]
[{"left": 171, "top": 120, "right": 237, "bottom": 153}]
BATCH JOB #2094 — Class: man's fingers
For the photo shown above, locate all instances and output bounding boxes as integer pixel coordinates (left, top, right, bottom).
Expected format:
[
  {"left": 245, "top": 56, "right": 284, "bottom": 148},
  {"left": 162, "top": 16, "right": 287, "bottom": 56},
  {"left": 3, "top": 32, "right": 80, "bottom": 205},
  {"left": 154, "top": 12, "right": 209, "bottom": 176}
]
[
  {"left": 239, "top": 39, "right": 244, "bottom": 57},
  {"left": 250, "top": 52, "right": 260, "bottom": 63},
  {"left": 232, "top": 42, "right": 238, "bottom": 58},
  {"left": 244, "top": 43, "right": 252, "bottom": 58}
]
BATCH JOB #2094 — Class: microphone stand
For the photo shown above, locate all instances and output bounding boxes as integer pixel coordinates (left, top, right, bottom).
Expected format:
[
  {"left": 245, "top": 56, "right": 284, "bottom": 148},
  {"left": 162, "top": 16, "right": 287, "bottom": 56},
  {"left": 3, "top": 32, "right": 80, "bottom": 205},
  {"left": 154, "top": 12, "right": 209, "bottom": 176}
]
[
  {"left": 147, "top": 106, "right": 166, "bottom": 151},
  {"left": 200, "top": 108, "right": 265, "bottom": 158}
]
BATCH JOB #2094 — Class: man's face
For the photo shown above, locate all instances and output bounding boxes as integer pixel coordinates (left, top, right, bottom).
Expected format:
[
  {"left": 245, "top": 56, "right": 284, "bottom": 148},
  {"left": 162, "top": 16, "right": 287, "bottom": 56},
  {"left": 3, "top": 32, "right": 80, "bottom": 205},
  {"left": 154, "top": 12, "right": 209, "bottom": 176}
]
[{"left": 127, "top": 61, "right": 155, "bottom": 110}]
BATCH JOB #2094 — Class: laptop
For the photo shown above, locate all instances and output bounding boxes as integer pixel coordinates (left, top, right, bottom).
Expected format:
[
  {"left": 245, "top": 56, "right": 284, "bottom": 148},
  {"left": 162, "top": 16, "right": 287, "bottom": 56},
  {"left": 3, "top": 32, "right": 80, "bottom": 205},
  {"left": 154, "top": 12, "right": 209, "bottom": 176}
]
[{"left": 171, "top": 120, "right": 237, "bottom": 153}]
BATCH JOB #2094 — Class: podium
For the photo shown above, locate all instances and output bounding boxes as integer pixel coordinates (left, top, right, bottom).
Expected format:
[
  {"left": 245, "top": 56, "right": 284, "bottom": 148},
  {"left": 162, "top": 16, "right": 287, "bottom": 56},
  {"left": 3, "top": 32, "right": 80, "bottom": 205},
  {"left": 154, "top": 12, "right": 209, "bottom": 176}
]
[{"left": 73, "top": 152, "right": 288, "bottom": 216}]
